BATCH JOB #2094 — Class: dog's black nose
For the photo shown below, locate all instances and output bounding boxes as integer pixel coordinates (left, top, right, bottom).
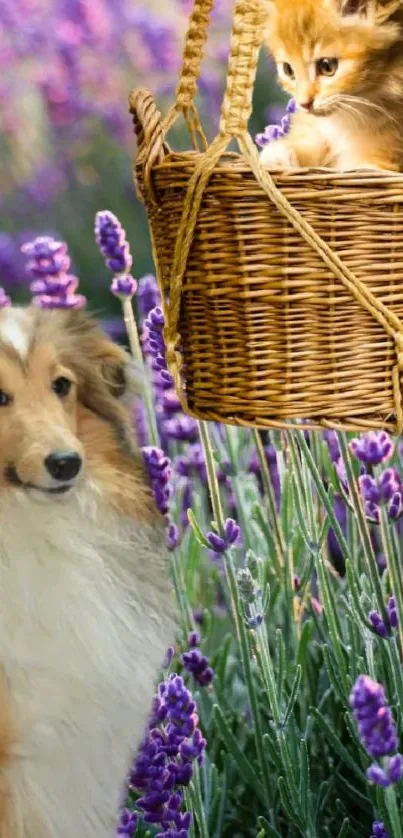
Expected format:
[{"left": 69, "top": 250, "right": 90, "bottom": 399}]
[{"left": 45, "top": 452, "right": 82, "bottom": 482}]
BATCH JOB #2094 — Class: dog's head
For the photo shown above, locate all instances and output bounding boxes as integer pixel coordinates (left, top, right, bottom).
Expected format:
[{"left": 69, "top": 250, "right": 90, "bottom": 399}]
[{"left": 0, "top": 306, "right": 138, "bottom": 501}]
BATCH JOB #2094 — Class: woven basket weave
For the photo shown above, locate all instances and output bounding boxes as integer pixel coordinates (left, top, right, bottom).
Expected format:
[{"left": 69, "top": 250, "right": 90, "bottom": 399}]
[{"left": 130, "top": 0, "right": 403, "bottom": 433}]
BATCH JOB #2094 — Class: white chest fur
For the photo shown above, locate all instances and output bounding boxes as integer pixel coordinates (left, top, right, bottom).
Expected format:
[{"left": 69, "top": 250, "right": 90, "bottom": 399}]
[
  {"left": 318, "top": 116, "right": 368, "bottom": 169},
  {"left": 0, "top": 488, "right": 174, "bottom": 838}
]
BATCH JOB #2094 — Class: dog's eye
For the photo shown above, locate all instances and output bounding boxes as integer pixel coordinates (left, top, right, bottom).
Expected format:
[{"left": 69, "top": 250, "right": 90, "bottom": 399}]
[
  {"left": 0, "top": 390, "right": 11, "bottom": 407},
  {"left": 52, "top": 377, "right": 72, "bottom": 398}
]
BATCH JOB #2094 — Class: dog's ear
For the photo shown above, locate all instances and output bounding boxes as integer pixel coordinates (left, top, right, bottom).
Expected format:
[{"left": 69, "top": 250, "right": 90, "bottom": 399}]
[
  {"left": 50, "top": 309, "right": 138, "bottom": 402},
  {"left": 91, "top": 337, "right": 137, "bottom": 402}
]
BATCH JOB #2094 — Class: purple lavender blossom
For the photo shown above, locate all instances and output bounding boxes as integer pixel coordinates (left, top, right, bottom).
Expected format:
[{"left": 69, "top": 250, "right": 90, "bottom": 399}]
[
  {"left": 248, "top": 614, "right": 264, "bottom": 629},
  {"left": 142, "top": 446, "right": 171, "bottom": 516},
  {"left": 143, "top": 306, "right": 174, "bottom": 394},
  {"left": 141, "top": 447, "right": 180, "bottom": 550},
  {"left": 206, "top": 518, "right": 241, "bottom": 553},
  {"left": 138, "top": 274, "right": 160, "bottom": 318},
  {"left": 163, "top": 417, "right": 198, "bottom": 443},
  {"left": 369, "top": 610, "right": 389, "bottom": 638},
  {"left": 350, "top": 675, "right": 399, "bottom": 758},
  {"left": 379, "top": 468, "right": 402, "bottom": 501},
  {"left": 350, "top": 432, "right": 394, "bottom": 467},
  {"left": 22, "top": 236, "right": 86, "bottom": 309},
  {"left": 111, "top": 275, "right": 137, "bottom": 299},
  {"left": 335, "top": 457, "right": 348, "bottom": 489},
  {"left": 255, "top": 98, "right": 297, "bottom": 148},
  {"left": 324, "top": 430, "right": 340, "bottom": 463},
  {"left": 359, "top": 467, "right": 403, "bottom": 523},
  {"left": 22, "top": 236, "right": 69, "bottom": 276},
  {"left": 94, "top": 210, "right": 133, "bottom": 275},
  {"left": 388, "top": 492, "right": 403, "bottom": 521},
  {"left": 167, "top": 520, "right": 179, "bottom": 551},
  {"left": 366, "top": 753, "right": 403, "bottom": 787},
  {"left": 163, "top": 646, "right": 176, "bottom": 668},
  {"left": 182, "top": 632, "right": 214, "bottom": 687},
  {"left": 144, "top": 308, "right": 166, "bottom": 364},
  {"left": 366, "top": 764, "right": 390, "bottom": 787},
  {"left": 142, "top": 304, "right": 196, "bottom": 448},
  {"left": 388, "top": 596, "right": 398, "bottom": 628},
  {"left": 159, "top": 390, "right": 182, "bottom": 418},
  {"left": 116, "top": 808, "right": 138, "bottom": 836},
  {"left": 359, "top": 475, "right": 381, "bottom": 506},
  {"left": 387, "top": 753, "right": 403, "bottom": 783},
  {"left": 128, "top": 673, "right": 206, "bottom": 835},
  {"left": 371, "top": 823, "right": 389, "bottom": 838},
  {"left": 327, "top": 493, "right": 347, "bottom": 571}
]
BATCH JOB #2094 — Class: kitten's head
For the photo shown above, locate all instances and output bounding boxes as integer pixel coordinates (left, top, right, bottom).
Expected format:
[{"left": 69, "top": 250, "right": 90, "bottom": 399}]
[{"left": 263, "top": 0, "right": 403, "bottom": 115}]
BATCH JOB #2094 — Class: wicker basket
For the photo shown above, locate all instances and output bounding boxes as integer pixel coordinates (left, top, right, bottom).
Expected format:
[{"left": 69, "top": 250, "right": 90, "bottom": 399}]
[{"left": 130, "top": 0, "right": 403, "bottom": 433}]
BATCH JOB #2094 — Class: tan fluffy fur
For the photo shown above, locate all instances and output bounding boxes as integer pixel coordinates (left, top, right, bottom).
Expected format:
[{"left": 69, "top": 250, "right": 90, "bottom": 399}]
[
  {"left": 261, "top": 0, "right": 403, "bottom": 170},
  {"left": 0, "top": 306, "right": 176, "bottom": 837}
]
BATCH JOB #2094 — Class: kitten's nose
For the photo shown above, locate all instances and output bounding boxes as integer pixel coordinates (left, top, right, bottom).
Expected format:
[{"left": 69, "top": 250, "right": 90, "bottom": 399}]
[{"left": 300, "top": 99, "right": 314, "bottom": 112}]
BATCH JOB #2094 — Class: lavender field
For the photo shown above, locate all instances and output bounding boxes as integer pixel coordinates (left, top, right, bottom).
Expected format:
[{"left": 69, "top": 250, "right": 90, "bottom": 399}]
[{"left": 2, "top": 2, "right": 403, "bottom": 838}]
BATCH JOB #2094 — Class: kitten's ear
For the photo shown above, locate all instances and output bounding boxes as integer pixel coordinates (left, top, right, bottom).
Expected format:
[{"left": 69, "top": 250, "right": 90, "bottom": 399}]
[
  {"left": 260, "top": 0, "right": 277, "bottom": 24},
  {"left": 374, "top": 0, "right": 402, "bottom": 22},
  {"left": 337, "top": 0, "right": 401, "bottom": 19}
]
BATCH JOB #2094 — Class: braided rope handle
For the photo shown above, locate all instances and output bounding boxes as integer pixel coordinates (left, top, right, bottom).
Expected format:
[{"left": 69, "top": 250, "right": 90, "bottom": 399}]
[
  {"left": 219, "top": 0, "right": 267, "bottom": 136},
  {"left": 173, "top": 0, "right": 215, "bottom": 113},
  {"left": 163, "top": 0, "right": 215, "bottom": 147}
]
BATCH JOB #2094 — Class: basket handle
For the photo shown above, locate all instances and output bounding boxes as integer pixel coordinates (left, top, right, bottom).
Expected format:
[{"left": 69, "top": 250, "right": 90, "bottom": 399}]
[
  {"left": 163, "top": 0, "right": 215, "bottom": 148},
  {"left": 218, "top": 0, "right": 267, "bottom": 138}
]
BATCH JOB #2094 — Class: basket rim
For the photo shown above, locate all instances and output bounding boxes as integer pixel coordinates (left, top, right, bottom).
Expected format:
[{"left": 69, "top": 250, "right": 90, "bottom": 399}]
[{"left": 139, "top": 149, "right": 403, "bottom": 187}]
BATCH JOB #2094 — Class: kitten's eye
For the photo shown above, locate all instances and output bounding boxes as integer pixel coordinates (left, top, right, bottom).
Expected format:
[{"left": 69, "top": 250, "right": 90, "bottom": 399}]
[
  {"left": 282, "top": 62, "right": 295, "bottom": 79},
  {"left": 52, "top": 377, "right": 72, "bottom": 398},
  {"left": 0, "top": 390, "right": 11, "bottom": 407},
  {"left": 317, "top": 58, "right": 338, "bottom": 77}
]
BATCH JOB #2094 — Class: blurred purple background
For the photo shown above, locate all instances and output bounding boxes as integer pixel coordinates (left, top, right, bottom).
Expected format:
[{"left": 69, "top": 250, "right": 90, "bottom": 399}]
[{"left": 0, "top": 0, "right": 282, "bottom": 315}]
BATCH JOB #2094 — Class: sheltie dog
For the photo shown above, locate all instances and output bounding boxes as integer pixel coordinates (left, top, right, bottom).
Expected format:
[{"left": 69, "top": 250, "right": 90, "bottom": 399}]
[{"left": 0, "top": 305, "right": 176, "bottom": 837}]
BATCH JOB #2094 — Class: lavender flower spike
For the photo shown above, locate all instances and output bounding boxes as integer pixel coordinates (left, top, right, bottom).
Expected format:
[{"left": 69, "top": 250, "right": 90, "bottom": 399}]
[
  {"left": 206, "top": 518, "right": 241, "bottom": 553},
  {"left": 350, "top": 431, "right": 394, "bottom": 466},
  {"left": 116, "top": 808, "right": 138, "bottom": 836},
  {"left": 350, "top": 675, "right": 398, "bottom": 758},
  {"left": 138, "top": 273, "right": 161, "bottom": 317},
  {"left": 366, "top": 764, "right": 390, "bottom": 787},
  {"left": 255, "top": 98, "right": 296, "bottom": 148},
  {"left": 22, "top": 236, "right": 86, "bottom": 309},
  {"left": 182, "top": 632, "right": 214, "bottom": 687},
  {"left": 111, "top": 275, "right": 137, "bottom": 300},
  {"left": 388, "top": 595, "right": 398, "bottom": 628},
  {"left": 128, "top": 672, "right": 205, "bottom": 836},
  {"left": 371, "top": 823, "right": 389, "bottom": 838},
  {"left": 95, "top": 210, "right": 133, "bottom": 275},
  {"left": 142, "top": 446, "right": 171, "bottom": 517}
]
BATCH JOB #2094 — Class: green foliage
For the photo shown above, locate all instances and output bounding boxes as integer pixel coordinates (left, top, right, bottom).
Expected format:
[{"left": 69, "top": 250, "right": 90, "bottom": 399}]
[{"left": 167, "top": 426, "right": 403, "bottom": 837}]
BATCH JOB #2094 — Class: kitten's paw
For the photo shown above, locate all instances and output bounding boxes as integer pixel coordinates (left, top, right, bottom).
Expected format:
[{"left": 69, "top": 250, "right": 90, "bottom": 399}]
[{"left": 260, "top": 141, "right": 297, "bottom": 169}]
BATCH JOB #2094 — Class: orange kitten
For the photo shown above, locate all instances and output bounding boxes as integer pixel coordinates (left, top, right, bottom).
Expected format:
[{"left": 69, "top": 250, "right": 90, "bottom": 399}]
[{"left": 260, "top": 0, "right": 403, "bottom": 170}]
